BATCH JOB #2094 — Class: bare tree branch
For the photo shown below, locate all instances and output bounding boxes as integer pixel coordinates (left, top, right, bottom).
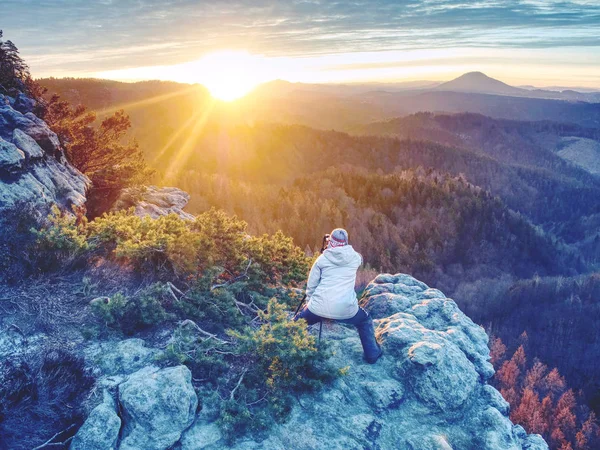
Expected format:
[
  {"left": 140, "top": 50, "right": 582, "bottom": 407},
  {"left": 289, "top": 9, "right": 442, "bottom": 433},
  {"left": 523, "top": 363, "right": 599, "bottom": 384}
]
[
  {"left": 230, "top": 368, "right": 248, "bottom": 401},
  {"left": 179, "top": 319, "right": 230, "bottom": 345},
  {"left": 167, "top": 282, "right": 186, "bottom": 298},
  {"left": 246, "top": 394, "right": 268, "bottom": 406},
  {"left": 210, "top": 259, "right": 252, "bottom": 291}
]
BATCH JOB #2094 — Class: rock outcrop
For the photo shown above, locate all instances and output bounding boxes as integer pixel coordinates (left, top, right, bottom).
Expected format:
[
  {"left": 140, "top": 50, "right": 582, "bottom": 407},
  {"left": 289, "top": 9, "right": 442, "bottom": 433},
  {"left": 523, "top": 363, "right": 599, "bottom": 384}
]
[
  {"left": 73, "top": 273, "right": 548, "bottom": 450},
  {"left": 70, "top": 390, "right": 121, "bottom": 450},
  {"left": 0, "top": 93, "right": 89, "bottom": 212},
  {"left": 111, "top": 185, "right": 194, "bottom": 219},
  {"left": 118, "top": 366, "right": 198, "bottom": 450}
]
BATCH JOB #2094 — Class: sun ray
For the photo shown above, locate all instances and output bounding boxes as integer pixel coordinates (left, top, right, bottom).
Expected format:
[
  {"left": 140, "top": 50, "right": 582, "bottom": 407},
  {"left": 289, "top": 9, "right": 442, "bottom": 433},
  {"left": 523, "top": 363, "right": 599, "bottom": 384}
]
[
  {"left": 162, "top": 97, "right": 217, "bottom": 183},
  {"left": 151, "top": 109, "right": 205, "bottom": 164}
]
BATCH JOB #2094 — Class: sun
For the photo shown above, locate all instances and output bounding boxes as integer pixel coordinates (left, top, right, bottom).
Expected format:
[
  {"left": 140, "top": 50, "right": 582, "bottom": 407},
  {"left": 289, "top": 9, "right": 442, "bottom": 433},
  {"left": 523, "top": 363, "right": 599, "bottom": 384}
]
[{"left": 191, "top": 50, "right": 267, "bottom": 101}]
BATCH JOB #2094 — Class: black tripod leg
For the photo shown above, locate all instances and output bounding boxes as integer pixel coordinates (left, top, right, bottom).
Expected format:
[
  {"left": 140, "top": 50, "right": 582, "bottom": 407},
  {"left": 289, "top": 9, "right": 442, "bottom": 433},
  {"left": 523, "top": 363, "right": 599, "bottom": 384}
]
[
  {"left": 318, "top": 320, "right": 323, "bottom": 348},
  {"left": 294, "top": 294, "right": 307, "bottom": 317}
]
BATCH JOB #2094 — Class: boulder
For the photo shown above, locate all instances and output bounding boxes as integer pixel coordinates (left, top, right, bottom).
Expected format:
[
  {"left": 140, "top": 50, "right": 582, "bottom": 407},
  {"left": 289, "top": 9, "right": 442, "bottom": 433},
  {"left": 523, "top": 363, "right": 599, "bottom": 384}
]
[
  {"left": 178, "top": 420, "right": 223, "bottom": 450},
  {"left": 112, "top": 185, "right": 194, "bottom": 220},
  {"left": 71, "top": 390, "right": 121, "bottom": 450},
  {"left": 0, "top": 104, "right": 61, "bottom": 154},
  {"left": 74, "top": 274, "right": 548, "bottom": 450},
  {"left": 118, "top": 365, "right": 198, "bottom": 450}
]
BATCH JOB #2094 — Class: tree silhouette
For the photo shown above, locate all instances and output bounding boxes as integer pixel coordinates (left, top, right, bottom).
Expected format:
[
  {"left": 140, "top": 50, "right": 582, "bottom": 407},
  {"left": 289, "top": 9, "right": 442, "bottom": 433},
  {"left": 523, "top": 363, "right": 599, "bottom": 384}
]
[{"left": 0, "top": 30, "right": 31, "bottom": 94}]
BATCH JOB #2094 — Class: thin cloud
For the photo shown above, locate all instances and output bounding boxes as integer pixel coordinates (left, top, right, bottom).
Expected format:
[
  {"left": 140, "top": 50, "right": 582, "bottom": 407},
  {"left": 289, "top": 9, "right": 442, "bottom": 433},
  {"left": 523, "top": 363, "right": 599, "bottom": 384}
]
[{"left": 2, "top": 0, "right": 599, "bottom": 80}]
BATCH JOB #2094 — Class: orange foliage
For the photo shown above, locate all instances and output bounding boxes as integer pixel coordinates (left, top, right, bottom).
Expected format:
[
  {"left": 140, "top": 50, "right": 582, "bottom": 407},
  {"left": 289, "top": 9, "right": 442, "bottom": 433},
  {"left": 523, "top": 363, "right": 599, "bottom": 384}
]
[
  {"left": 497, "top": 359, "right": 520, "bottom": 390},
  {"left": 512, "top": 345, "right": 526, "bottom": 368},
  {"left": 525, "top": 361, "right": 547, "bottom": 390},
  {"left": 490, "top": 337, "right": 507, "bottom": 369},
  {"left": 491, "top": 336, "right": 599, "bottom": 450},
  {"left": 544, "top": 368, "right": 567, "bottom": 397}
]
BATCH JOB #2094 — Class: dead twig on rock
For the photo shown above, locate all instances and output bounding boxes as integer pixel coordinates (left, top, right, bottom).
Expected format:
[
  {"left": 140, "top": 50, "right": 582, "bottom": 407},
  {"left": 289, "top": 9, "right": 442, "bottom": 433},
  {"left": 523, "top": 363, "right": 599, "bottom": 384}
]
[
  {"left": 7, "top": 323, "right": 25, "bottom": 336},
  {"left": 246, "top": 394, "right": 268, "bottom": 406},
  {"left": 165, "top": 283, "right": 180, "bottom": 303},
  {"left": 234, "top": 300, "right": 259, "bottom": 314},
  {"left": 31, "top": 424, "right": 77, "bottom": 450}
]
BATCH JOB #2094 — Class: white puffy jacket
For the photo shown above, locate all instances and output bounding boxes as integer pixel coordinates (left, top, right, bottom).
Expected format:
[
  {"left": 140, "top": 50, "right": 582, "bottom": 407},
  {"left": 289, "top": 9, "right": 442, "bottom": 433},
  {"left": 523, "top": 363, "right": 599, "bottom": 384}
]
[{"left": 306, "top": 245, "right": 363, "bottom": 320}]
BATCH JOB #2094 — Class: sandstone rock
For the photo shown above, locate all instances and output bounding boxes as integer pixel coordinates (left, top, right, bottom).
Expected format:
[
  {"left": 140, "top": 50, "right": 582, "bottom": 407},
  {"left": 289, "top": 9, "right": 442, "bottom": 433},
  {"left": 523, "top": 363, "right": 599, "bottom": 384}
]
[
  {"left": 219, "top": 273, "right": 548, "bottom": 450},
  {"left": 0, "top": 136, "right": 25, "bottom": 173},
  {"left": 13, "top": 92, "right": 37, "bottom": 114},
  {"left": 74, "top": 274, "right": 548, "bottom": 450},
  {"left": 119, "top": 365, "right": 198, "bottom": 450},
  {"left": 178, "top": 420, "right": 223, "bottom": 450},
  {"left": 0, "top": 104, "right": 60, "bottom": 154},
  {"left": 85, "top": 338, "right": 162, "bottom": 376},
  {"left": 12, "top": 128, "right": 44, "bottom": 159},
  {"left": 112, "top": 185, "right": 194, "bottom": 219},
  {"left": 0, "top": 94, "right": 90, "bottom": 212},
  {"left": 71, "top": 390, "right": 121, "bottom": 450}
]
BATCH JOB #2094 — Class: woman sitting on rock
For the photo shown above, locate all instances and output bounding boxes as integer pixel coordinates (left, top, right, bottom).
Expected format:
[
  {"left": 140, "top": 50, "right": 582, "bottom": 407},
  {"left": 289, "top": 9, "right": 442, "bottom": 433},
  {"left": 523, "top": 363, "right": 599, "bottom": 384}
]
[{"left": 294, "top": 228, "right": 382, "bottom": 364}]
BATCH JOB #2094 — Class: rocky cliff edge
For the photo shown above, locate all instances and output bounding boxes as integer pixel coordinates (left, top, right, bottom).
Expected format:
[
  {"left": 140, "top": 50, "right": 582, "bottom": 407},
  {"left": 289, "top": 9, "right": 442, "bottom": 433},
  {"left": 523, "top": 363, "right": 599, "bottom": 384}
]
[
  {"left": 0, "top": 93, "right": 89, "bottom": 212},
  {"left": 72, "top": 273, "right": 548, "bottom": 450}
]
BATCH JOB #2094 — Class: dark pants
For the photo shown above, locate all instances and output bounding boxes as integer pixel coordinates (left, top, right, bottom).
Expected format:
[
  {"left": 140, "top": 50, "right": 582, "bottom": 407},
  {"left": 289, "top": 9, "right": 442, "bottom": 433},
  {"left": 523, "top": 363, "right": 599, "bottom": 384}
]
[{"left": 294, "top": 305, "right": 381, "bottom": 362}]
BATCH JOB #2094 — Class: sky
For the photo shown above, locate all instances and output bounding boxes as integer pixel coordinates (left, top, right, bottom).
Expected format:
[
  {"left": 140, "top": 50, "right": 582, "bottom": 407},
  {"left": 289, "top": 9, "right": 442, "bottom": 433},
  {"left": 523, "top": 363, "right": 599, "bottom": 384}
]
[{"left": 3, "top": 0, "right": 600, "bottom": 89}]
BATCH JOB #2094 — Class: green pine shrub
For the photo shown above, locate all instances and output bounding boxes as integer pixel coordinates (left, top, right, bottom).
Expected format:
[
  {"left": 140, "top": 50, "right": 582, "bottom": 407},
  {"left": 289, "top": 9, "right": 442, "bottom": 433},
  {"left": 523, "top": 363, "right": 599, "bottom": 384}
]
[
  {"left": 30, "top": 205, "right": 90, "bottom": 270},
  {"left": 91, "top": 284, "right": 174, "bottom": 333},
  {"left": 90, "top": 293, "right": 128, "bottom": 328},
  {"left": 220, "top": 298, "right": 337, "bottom": 439},
  {"left": 33, "top": 207, "right": 310, "bottom": 285}
]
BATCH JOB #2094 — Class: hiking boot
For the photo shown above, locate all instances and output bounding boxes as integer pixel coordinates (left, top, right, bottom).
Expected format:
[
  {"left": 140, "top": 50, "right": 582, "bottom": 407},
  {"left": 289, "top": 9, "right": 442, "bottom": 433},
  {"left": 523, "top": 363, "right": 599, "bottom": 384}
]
[{"left": 365, "top": 347, "right": 383, "bottom": 364}]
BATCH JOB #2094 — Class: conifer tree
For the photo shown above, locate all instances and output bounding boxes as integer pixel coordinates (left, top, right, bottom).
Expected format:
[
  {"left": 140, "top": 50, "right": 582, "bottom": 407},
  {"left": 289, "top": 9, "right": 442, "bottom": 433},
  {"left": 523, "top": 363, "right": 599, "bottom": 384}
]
[{"left": 0, "top": 29, "right": 31, "bottom": 94}]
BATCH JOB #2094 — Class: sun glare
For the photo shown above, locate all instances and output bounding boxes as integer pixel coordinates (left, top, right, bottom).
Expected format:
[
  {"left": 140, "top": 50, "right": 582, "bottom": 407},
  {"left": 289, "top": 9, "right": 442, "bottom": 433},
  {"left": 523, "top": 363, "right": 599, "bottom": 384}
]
[{"left": 191, "top": 51, "right": 267, "bottom": 101}]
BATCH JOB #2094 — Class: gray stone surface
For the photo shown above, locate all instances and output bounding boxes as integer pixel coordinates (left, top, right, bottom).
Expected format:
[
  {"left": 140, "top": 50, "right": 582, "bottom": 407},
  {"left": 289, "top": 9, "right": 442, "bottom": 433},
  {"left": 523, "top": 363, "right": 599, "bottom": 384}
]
[
  {"left": 71, "top": 390, "right": 121, "bottom": 450},
  {"left": 118, "top": 365, "right": 198, "bottom": 450},
  {"left": 0, "top": 136, "right": 25, "bottom": 172},
  {"left": 85, "top": 338, "right": 162, "bottom": 376},
  {"left": 13, "top": 92, "right": 37, "bottom": 114},
  {"left": 179, "top": 420, "right": 223, "bottom": 450},
  {"left": 12, "top": 128, "right": 44, "bottom": 158},
  {"left": 112, "top": 185, "right": 194, "bottom": 219},
  {"left": 0, "top": 93, "right": 89, "bottom": 211}
]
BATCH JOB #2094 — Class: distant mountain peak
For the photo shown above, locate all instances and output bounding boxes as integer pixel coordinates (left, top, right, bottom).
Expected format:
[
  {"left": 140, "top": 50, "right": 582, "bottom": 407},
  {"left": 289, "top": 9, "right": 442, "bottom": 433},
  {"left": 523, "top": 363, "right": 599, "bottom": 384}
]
[
  {"left": 460, "top": 71, "right": 488, "bottom": 78},
  {"left": 436, "top": 72, "right": 524, "bottom": 96}
]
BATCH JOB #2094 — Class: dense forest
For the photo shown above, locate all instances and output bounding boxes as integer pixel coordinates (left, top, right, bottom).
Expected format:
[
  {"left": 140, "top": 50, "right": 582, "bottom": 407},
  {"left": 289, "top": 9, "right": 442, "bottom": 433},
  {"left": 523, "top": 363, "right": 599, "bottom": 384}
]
[
  {"left": 176, "top": 167, "right": 575, "bottom": 290},
  {"left": 148, "top": 121, "right": 599, "bottom": 264},
  {"left": 481, "top": 274, "right": 600, "bottom": 407}
]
